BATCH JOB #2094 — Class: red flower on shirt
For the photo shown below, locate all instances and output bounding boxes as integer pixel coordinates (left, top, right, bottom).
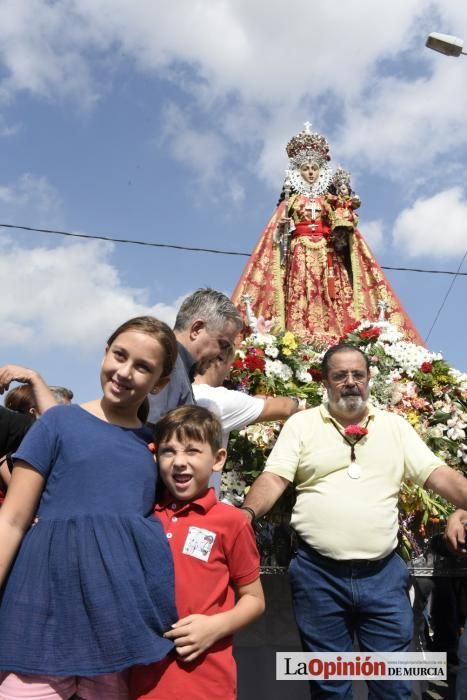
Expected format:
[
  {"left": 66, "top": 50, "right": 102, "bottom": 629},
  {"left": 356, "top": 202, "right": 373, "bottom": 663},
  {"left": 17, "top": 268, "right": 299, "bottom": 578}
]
[
  {"left": 344, "top": 425, "right": 368, "bottom": 438},
  {"left": 147, "top": 442, "right": 157, "bottom": 454}
]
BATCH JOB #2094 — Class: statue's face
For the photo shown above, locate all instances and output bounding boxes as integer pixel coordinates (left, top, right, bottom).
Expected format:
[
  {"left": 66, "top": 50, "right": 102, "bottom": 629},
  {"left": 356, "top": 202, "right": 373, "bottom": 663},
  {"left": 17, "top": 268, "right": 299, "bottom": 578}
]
[
  {"left": 338, "top": 182, "right": 349, "bottom": 196},
  {"left": 299, "top": 161, "right": 320, "bottom": 185}
]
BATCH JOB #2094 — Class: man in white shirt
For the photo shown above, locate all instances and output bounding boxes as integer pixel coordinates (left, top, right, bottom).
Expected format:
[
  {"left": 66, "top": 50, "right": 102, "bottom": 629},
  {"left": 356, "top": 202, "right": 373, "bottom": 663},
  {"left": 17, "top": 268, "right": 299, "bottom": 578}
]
[{"left": 193, "top": 349, "right": 304, "bottom": 492}]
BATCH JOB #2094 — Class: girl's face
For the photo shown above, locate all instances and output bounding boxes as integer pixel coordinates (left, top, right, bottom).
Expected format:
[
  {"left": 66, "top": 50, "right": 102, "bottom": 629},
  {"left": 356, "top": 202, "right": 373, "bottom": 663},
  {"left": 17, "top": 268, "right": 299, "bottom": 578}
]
[
  {"left": 299, "top": 161, "right": 320, "bottom": 184},
  {"left": 100, "top": 330, "right": 169, "bottom": 412}
]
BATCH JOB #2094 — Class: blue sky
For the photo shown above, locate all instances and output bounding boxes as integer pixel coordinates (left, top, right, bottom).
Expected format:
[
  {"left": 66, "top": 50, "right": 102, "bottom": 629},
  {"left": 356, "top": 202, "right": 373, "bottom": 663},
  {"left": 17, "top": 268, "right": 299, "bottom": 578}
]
[{"left": 1, "top": 0, "right": 467, "bottom": 402}]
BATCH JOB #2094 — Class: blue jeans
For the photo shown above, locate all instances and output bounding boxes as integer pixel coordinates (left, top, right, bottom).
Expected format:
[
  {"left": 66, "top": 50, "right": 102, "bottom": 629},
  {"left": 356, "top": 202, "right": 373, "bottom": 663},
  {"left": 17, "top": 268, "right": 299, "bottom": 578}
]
[{"left": 288, "top": 545, "right": 413, "bottom": 699}]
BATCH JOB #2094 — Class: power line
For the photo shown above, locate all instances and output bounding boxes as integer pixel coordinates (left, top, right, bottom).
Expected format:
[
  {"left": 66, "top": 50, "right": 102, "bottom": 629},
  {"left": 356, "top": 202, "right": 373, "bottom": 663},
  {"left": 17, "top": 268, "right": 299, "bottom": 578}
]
[
  {"left": 425, "top": 248, "right": 467, "bottom": 343},
  {"left": 2, "top": 222, "right": 467, "bottom": 277},
  {"left": 0, "top": 223, "right": 248, "bottom": 257}
]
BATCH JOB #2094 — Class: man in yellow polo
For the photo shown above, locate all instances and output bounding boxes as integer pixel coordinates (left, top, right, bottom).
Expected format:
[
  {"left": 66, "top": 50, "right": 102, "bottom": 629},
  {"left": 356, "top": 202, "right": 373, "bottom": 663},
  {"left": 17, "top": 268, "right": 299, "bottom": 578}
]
[{"left": 242, "top": 344, "right": 467, "bottom": 699}]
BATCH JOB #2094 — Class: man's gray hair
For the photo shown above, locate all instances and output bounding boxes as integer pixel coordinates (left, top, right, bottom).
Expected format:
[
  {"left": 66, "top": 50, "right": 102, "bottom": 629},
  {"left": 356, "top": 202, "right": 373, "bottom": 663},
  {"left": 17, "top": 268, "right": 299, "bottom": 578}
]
[{"left": 174, "top": 288, "right": 242, "bottom": 332}]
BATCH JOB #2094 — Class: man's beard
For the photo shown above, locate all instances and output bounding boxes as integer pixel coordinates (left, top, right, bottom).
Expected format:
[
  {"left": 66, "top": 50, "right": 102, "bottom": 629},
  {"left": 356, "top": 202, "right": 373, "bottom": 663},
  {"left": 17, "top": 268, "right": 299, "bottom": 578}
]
[{"left": 336, "top": 395, "right": 366, "bottom": 415}]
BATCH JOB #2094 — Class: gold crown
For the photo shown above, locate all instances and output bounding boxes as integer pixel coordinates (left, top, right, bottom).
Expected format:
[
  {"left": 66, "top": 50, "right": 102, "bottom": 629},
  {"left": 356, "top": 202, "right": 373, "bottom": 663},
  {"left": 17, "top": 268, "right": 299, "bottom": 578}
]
[
  {"left": 286, "top": 122, "right": 331, "bottom": 166},
  {"left": 332, "top": 167, "right": 351, "bottom": 187}
]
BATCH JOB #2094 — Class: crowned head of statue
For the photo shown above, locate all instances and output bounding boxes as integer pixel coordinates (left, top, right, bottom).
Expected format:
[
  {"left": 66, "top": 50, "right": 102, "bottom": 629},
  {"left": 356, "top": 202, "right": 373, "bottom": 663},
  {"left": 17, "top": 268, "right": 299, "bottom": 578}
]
[
  {"left": 285, "top": 122, "right": 332, "bottom": 197},
  {"left": 330, "top": 167, "right": 353, "bottom": 198}
]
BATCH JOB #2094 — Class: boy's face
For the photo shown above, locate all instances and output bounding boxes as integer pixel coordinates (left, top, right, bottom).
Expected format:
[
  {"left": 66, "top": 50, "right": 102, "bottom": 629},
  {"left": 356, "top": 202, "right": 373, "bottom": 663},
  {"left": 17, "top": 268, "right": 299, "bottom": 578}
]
[{"left": 157, "top": 436, "right": 227, "bottom": 502}]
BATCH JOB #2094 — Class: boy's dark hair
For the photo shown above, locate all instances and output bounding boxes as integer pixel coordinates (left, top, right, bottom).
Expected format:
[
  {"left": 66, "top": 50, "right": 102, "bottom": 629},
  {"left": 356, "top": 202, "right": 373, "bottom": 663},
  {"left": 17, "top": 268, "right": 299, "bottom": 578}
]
[
  {"left": 321, "top": 343, "right": 370, "bottom": 379},
  {"left": 154, "top": 405, "right": 223, "bottom": 453}
]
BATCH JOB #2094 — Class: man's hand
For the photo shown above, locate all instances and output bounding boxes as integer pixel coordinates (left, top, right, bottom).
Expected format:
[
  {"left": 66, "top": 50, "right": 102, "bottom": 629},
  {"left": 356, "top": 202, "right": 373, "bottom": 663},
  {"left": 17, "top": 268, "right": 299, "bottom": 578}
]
[
  {"left": 164, "top": 614, "right": 226, "bottom": 663},
  {"left": 0, "top": 365, "right": 40, "bottom": 394},
  {"left": 443, "top": 509, "right": 467, "bottom": 555}
]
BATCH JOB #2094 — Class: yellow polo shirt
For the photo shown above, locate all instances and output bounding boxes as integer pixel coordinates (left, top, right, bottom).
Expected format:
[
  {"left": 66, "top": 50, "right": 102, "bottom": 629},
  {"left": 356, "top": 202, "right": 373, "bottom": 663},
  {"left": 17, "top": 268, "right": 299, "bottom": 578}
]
[{"left": 264, "top": 403, "right": 443, "bottom": 560}]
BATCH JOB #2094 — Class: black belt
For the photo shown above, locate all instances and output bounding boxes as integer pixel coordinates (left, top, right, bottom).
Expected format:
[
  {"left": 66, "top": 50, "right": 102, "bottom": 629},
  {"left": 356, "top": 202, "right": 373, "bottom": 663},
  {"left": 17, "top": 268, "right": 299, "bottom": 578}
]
[{"left": 295, "top": 536, "right": 395, "bottom": 570}]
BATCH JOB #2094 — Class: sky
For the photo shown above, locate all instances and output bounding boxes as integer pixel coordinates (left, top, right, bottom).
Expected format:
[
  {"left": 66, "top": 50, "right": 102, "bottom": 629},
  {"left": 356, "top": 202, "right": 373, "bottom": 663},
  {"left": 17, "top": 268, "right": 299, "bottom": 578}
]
[{"left": 1, "top": 0, "right": 467, "bottom": 402}]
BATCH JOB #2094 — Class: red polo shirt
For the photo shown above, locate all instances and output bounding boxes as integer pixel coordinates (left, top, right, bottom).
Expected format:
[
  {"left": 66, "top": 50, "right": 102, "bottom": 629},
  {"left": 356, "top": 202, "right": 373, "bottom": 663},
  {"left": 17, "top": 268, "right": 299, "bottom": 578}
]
[{"left": 130, "top": 487, "right": 260, "bottom": 700}]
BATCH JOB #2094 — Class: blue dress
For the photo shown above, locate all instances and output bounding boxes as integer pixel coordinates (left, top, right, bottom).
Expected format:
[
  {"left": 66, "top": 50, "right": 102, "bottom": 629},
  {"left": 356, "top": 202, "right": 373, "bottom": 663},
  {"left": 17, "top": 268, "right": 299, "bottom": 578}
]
[{"left": 0, "top": 405, "right": 177, "bottom": 676}]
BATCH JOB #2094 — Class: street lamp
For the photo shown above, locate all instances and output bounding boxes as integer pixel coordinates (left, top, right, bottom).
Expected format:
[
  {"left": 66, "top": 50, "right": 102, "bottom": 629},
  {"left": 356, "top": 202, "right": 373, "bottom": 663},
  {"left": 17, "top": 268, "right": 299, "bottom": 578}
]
[{"left": 425, "top": 32, "right": 466, "bottom": 57}]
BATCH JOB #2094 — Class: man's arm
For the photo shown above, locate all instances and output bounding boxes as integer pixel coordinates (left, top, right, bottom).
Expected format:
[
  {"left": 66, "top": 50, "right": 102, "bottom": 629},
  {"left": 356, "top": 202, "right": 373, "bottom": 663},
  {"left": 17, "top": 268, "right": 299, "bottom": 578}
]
[
  {"left": 163, "top": 577, "right": 265, "bottom": 663},
  {"left": 242, "top": 471, "right": 290, "bottom": 520},
  {"left": 256, "top": 396, "right": 304, "bottom": 423},
  {"left": 0, "top": 365, "right": 57, "bottom": 415},
  {"left": 0, "top": 456, "right": 11, "bottom": 489},
  {"left": 424, "top": 465, "right": 467, "bottom": 509},
  {"left": 443, "top": 509, "right": 467, "bottom": 555}
]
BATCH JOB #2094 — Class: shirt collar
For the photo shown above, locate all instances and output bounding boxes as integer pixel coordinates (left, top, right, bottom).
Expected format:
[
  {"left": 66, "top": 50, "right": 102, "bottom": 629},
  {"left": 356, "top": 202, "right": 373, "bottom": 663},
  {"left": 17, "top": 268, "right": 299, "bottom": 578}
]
[
  {"left": 177, "top": 342, "right": 197, "bottom": 381},
  {"left": 320, "top": 401, "right": 376, "bottom": 424},
  {"left": 154, "top": 486, "right": 218, "bottom": 516}
]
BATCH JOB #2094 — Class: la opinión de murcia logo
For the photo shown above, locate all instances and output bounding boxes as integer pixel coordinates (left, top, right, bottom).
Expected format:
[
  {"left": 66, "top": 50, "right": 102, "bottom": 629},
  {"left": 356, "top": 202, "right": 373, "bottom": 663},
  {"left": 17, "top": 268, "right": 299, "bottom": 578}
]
[{"left": 276, "top": 652, "right": 447, "bottom": 681}]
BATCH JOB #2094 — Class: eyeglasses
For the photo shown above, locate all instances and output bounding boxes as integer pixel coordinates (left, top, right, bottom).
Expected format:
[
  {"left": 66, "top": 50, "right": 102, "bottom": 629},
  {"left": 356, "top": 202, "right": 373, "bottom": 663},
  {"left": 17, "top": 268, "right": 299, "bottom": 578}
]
[{"left": 329, "top": 370, "right": 368, "bottom": 383}]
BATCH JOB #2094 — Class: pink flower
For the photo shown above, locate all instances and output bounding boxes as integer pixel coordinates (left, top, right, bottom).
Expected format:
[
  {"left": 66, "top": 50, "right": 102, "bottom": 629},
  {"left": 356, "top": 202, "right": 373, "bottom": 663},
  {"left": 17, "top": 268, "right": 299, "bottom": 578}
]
[{"left": 257, "top": 316, "right": 274, "bottom": 333}]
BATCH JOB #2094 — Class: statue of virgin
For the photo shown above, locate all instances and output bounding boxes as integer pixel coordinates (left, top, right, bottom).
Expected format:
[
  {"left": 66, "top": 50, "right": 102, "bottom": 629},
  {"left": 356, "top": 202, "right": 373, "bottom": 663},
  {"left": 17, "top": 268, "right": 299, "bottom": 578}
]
[{"left": 232, "top": 123, "right": 423, "bottom": 345}]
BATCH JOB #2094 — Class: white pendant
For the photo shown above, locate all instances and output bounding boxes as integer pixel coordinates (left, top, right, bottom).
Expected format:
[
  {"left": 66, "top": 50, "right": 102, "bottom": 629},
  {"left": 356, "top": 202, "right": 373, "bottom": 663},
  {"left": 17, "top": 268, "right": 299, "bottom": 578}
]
[{"left": 347, "top": 462, "right": 361, "bottom": 479}]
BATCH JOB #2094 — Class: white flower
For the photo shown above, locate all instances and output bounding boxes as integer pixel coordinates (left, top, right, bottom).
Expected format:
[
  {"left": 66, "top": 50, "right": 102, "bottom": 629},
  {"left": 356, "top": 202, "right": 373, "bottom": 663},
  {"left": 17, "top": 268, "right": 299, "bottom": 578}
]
[
  {"left": 450, "top": 369, "right": 467, "bottom": 390},
  {"left": 429, "top": 425, "right": 445, "bottom": 438},
  {"left": 250, "top": 332, "right": 276, "bottom": 346},
  {"left": 369, "top": 365, "right": 380, "bottom": 378},
  {"left": 265, "top": 359, "right": 293, "bottom": 381},
  {"left": 265, "top": 345, "right": 279, "bottom": 359},
  {"left": 376, "top": 322, "right": 404, "bottom": 344},
  {"left": 383, "top": 341, "right": 441, "bottom": 374},
  {"left": 295, "top": 367, "right": 313, "bottom": 384},
  {"left": 220, "top": 470, "right": 248, "bottom": 505},
  {"left": 447, "top": 426, "right": 466, "bottom": 441}
]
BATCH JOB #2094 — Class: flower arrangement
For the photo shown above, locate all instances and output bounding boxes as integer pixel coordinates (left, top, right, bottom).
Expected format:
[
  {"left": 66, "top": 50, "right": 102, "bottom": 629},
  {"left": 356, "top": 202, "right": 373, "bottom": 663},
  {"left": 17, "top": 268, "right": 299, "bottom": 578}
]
[{"left": 222, "top": 319, "right": 467, "bottom": 561}]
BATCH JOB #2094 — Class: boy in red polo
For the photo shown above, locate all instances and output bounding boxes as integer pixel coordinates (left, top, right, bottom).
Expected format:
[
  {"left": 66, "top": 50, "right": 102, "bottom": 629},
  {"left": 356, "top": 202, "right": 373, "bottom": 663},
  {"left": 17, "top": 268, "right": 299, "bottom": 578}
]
[{"left": 130, "top": 405, "right": 264, "bottom": 700}]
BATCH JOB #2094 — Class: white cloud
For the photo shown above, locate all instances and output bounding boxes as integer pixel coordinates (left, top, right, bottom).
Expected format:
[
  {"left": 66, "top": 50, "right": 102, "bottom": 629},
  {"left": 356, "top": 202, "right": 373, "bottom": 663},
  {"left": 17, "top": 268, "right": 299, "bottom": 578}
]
[
  {"left": 359, "top": 219, "right": 385, "bottom": 253},
  {"left": 0, "top": 238, "right": 185, "bottom": 349},
  {"left": 1, "top": 1, "right": 467, "bottom": 187},
  {"left": 393, "top": 187, "right": 467, "bottom": 258},
  {"left": 0, "top": 0, "right": 97, "bottom": 104},
  {"left": 335, "top": 60, "right": 467, "bottom": 177},
  {"left": 0, "top": 173, "right": 63, "bottom": 225},
  {"left": 0, "top": 114, "right": 18, "bottom": 136},
  {"left": 159, "top": 102, "right": 227, "bottom": 184}
]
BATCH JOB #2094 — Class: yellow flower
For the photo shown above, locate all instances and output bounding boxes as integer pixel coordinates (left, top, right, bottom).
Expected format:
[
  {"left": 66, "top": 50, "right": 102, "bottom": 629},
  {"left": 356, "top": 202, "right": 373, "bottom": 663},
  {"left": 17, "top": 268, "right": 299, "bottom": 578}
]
[
  {"left": 282, "top": 331, "right": 297, "bottom": 349},
  {"left": 282, "top": 347, "right": 292, "bottom": 356},
  {"left": 407, "top": 411, "right": 420, "bottom": 427}
]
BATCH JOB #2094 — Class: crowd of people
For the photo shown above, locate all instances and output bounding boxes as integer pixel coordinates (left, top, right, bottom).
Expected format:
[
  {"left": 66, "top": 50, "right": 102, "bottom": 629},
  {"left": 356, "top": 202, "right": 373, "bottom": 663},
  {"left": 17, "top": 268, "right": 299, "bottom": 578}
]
[{"left": 0, "top": 287, "right": 466, "bottom": 700}]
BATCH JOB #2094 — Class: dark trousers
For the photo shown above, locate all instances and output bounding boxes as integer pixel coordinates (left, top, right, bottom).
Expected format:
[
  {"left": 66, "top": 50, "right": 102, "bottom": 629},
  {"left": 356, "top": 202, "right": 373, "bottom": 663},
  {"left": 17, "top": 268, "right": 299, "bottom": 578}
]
[{"left": 288, "top": 544, "right": 413, "bottom": 699}]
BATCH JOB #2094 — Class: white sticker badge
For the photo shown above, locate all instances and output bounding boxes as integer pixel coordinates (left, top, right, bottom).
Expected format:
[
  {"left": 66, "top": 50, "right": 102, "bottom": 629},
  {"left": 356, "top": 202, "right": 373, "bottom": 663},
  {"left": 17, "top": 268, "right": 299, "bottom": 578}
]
[{"left": 182, "top": 526, "right": 216, "bottom": 562}]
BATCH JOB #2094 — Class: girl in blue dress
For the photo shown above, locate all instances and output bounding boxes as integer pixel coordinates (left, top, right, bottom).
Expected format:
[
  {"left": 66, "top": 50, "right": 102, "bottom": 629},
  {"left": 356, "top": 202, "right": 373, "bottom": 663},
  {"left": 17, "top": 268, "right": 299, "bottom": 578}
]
[{"left": 0, "top": 316, "right": 179, "bottom": 699}]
